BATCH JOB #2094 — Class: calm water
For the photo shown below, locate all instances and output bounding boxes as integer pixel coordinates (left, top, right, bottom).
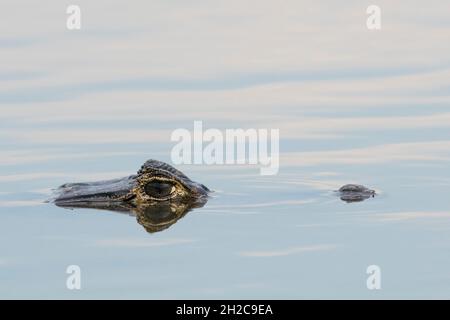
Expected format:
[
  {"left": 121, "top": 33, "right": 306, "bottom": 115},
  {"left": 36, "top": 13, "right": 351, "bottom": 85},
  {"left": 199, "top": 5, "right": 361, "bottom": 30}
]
[{"left": 1, "top": 1, "right": 450, "bottom": 299}]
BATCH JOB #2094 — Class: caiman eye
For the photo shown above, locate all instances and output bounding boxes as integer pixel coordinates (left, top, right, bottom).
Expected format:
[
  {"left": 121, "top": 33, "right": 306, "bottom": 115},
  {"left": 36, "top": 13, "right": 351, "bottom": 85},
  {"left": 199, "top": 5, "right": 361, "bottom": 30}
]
[{"left": 144, "top": 181, "right": 176, "bottom": 199}]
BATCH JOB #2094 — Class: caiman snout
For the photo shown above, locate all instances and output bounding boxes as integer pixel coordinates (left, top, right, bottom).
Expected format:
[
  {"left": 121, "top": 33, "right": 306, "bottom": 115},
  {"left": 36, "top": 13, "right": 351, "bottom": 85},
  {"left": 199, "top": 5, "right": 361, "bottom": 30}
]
[{"left": 54, "top": 176, "right": 136, "bottom": 206}]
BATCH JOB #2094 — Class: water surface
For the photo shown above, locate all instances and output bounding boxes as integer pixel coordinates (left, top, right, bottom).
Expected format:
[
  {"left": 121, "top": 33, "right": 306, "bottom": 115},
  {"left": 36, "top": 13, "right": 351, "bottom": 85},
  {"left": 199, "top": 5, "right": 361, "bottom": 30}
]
[{"left": 1, "top": 1, "right": 450, "bottom": 299}]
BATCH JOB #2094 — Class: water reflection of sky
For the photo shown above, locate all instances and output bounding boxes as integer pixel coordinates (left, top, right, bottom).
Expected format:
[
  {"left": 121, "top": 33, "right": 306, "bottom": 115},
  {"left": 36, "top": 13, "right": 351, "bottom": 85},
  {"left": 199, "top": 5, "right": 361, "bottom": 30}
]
[{"left": 1, "top": 1, "right": 450, "bottom": 298}]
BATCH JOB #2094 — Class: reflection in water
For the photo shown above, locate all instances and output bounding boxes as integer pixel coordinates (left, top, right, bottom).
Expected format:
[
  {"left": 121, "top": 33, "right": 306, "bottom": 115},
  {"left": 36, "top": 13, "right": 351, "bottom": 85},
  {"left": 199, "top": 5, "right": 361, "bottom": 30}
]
[
  {"left": 339, "top": 193, "right": 375, "bottom": 203},
  {"left": 56, "top": 197, "right": 208, "bottom": 234},
  {"left": 137, "top": 201, "right": 206, "bottom": 233}
]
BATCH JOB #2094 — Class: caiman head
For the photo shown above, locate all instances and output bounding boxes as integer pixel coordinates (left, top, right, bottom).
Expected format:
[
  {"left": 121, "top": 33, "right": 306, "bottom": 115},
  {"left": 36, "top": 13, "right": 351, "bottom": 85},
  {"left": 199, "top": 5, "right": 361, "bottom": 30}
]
[{"left": 53, "top": 159, "right": 210, "bottom": 233}]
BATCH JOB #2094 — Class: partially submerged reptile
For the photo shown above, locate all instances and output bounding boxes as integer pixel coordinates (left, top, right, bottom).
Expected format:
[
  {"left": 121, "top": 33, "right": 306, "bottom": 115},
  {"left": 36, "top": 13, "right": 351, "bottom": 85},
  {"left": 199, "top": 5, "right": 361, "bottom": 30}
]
[
  {"left": 53, "top": 159, "right": 209, "bottom": 233},
  {"left": 53, "top": 159, "right": 376, "bottom": 233}
]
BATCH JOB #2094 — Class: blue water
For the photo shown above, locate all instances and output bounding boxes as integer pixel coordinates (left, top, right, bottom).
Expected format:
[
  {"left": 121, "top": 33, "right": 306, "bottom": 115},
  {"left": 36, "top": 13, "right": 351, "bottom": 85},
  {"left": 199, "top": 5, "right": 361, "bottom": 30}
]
[{"left": 1, "top": 1, "right": 450, "bottom": 299}]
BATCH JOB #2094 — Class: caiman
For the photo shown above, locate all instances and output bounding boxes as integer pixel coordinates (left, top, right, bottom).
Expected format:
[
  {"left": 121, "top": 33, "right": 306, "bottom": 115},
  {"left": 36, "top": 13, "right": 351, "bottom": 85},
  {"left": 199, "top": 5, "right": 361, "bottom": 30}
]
[{"left": 53, "top": 159, "right": 376, "bottom": 233}]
